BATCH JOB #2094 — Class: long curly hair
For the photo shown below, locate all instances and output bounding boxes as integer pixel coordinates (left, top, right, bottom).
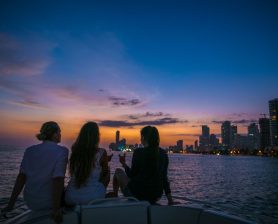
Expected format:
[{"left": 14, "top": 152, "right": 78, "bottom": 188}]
[{"left": 69, "top": 122, "right": 100, "bottom": 188}]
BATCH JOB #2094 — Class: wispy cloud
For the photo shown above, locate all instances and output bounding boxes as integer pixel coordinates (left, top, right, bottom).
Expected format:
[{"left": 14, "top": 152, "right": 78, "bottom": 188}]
[
  {"left": 233, "top": 119, "right": 257, "bottom": 124},
  {"left": 99, "top": 117, "right": 187, "bottom": 127},
  {"left": 0, "top": 32, "right": 154, "bottom": 114},
  {"left": 191, "top": 125, "right": 201, "bottom": 128},
  {"left": 9, "top": 99, "right": 46, "bottom": 109},
  {"left": 127, "top": 111, "right": 170, "bottom": 120},
  {"left": 230, "top": 113, "right": 249, "bottom": 118},
  {"left": 212, "top": 119, "right": 257, "bottom": 125},
  {"left": 109, "top": 96, "right": 142, "bottom": 107},
  {"left": 0, "top": 33, "right": 53, "bottom": 77}
]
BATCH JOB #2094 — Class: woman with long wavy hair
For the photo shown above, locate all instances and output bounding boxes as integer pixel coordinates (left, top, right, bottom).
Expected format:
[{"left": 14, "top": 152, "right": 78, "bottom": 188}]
[
  {"left": 65, "top": 122, "right": 110, "bottom": 205},
  {"left": 112, "top": 126, "right": 174, "bottom": 205}
]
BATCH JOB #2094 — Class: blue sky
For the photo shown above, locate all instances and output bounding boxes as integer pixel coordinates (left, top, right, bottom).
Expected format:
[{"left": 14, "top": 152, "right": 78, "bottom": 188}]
[{"left": 0, "top": 0, "right": 277, "bottom": 147}]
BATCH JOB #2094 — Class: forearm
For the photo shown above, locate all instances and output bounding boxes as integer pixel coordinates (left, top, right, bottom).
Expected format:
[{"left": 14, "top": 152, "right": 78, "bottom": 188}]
[
  {"left": 8, "top": 173, "right": 26, "bottom": 208},
  {"left": 166, "top": 193, "right": 173, "bottom": 202},
  {"left": 99, "top": 150, "right": 110, "bottom": 186},
  {"left": 163, "top": 178, "right": 171, "bottom": 195},
  {"left": 99, "top": 166, "right": 110, "bottom": 186},
  {"left": 52, "top": 177, "right": 64, "bottom": 211},
  {"left": 122, "top": 163, "right": 131, "bottom": 177}
]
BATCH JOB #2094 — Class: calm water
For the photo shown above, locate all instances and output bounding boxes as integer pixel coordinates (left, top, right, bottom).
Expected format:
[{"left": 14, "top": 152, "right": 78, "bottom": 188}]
[{"left": 0, "top": 145, "right": 278, "bottom": 224}]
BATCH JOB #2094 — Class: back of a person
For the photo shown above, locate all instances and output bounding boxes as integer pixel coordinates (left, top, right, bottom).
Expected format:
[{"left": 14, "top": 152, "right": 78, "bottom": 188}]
[
  {"left": 65, "top": 148, "right": 106, "bottom": 205},
  {"left": 23, "top": 141, "right": 68, "bottom": 210},
  {"left": 128, "top": 147, "right": 167, "bottom": 202},
  {"left": 112, "top": 125, "right": 173, "bottom": 205}
]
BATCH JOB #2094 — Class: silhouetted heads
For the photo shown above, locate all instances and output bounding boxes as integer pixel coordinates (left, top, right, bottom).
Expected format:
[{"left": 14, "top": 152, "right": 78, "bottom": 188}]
[
  {"left": 36, "top": 121, "right": 61, "bottom": 143},
  {"left": 140, "top": 126, "right": 160, "bottom": 148}
]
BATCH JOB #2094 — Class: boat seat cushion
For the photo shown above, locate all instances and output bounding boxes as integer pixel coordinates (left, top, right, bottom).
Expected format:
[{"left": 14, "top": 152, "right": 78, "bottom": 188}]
[
  {"left": 9, "top": 210, "right": 79, "bottom": 224},
  {"left": 149, "top": 205, "right": 202, "bottom": 224},
  {"left": 81, "top": 201, "right": 150, "bottom": 224}
]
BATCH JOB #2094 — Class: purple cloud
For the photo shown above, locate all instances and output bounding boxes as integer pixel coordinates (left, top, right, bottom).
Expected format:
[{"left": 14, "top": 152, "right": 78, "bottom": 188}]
[
  {"left": 9, "top": 99, "right": 46, "bottom": 109},
  {"left": 0, "top": 33, "right": 53, "bottom": 77},
  {"left": 99, "top": 117, "right": 187, "bottom": 127},
  {"left": 127, "top": 111, "right": 170, "bottom": 120},
  {"left": 109, "top": 96, "right": 141, "bottom": 106},
  {"left": 212, "top": 119, "right": 257, "bottom": 124}
]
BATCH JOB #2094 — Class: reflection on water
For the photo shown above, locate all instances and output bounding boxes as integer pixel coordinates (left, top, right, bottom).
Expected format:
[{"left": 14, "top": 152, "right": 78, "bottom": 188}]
[{"left": 0, "top": 146, "right": 278, "bottom": 223}]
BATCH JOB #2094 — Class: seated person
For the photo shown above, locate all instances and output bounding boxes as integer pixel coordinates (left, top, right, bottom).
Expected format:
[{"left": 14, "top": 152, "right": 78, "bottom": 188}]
[
  {"left": 65, "top": 122, "right": 110, "bottom": 205},
  {"left": 2, "top": 121, "right": 68, "bottom": 223},
  {"left": 112, "top": 126, "right": 174, "bottom": 205}
]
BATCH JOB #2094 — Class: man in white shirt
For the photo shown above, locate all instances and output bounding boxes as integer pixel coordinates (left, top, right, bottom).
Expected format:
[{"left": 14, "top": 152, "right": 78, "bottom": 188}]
[{"left": 1, "top": 121, "right": 68, "bottom": 223}]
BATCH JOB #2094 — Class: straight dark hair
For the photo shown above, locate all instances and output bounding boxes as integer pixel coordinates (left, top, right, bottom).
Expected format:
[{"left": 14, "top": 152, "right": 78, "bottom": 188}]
[
  {"left": 69, "top": 122, "right": 100, "bottom": 188},
  {"left": 141, "top": 126, "right": 160, "bottom": 176}
]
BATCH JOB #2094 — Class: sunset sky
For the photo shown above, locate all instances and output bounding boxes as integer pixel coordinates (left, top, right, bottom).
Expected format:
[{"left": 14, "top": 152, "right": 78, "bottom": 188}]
[{"left": 0, "top": 0, "right": 277, "bottom": 148}]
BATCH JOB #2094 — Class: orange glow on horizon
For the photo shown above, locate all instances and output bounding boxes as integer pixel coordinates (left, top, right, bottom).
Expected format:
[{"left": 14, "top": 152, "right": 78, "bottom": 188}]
[{"left": 0, "top": 109, "right": 252, "bottom": 149}]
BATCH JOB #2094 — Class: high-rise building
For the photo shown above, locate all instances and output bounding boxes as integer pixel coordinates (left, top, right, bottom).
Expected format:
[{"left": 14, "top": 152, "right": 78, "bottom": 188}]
[
  {"left": 194, "top": 140, "right": 198, "bottom": 150},
  {"left": 209, "top": 134, "right": 219, "bottom": 147},
  {"left": 269, "top": 98, "right": 278, "bottom": 146},
  {"left": 177, "top": 140, "right": 183, "bottom": 151},
  {"left": 231, "top": 125, "right": 237, "bottom": 147},
  {"left": 259, "top": 118, "right": 271, "bottom": 149},
  {"left": 234, "top": 134, "right": 252, "bottom": 150},
  {"left": 248, "top": 123, "right": 259, "bottom": 136},
  {"left": 221, "top": 121, "right": 232, "bottom": 149},
  {"left": 231, "top": 125, "right": 237, "bottom": 137},
  {"left": 248, "top": 123, "right": 260, "bottom": 150},
  {"left": 202, "top": 125, "right": 210, "bottom": 138},
  {"left": 116, "top": 130, "right": 120, "bottom": 145},
  {"left": 200, "top": 125, "right": 210, "bottom": 148}
]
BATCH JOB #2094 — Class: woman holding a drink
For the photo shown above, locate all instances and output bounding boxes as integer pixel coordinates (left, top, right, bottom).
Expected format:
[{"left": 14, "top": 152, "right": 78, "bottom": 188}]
[{"left": 112, "top": 126, "right": 174, "bottom": 205}]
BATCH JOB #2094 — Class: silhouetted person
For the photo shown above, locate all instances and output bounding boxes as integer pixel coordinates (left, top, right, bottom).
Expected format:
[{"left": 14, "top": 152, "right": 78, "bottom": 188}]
[
  {"left": 112, "top": 126, "right": 174, "bottom": 205},
  {"left": 65, "top": 122, "right": 110, "bottom": 205},
  {"left": 1, "top": 121, "right": 68, "bottom": 223}
]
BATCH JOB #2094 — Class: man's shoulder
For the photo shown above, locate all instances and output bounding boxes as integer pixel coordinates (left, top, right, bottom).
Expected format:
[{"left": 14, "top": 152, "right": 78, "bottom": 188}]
[
  {"left": 41, "top": 143, "right": 69, "bottom": 156},
  {"left": 57, "top": 145, "right": 69, "bottom": 156},
  {"left": 25, "top": 143, "right": 42, "bottom": 152}
]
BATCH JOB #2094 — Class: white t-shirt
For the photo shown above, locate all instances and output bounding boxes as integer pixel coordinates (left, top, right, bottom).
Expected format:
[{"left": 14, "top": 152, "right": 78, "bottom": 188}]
[{"left": 20, "top": 141, "right": 68, "bottom": 211}]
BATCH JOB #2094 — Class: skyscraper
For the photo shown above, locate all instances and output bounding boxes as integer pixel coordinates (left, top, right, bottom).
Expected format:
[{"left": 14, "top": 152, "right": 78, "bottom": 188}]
[
  {"left": 200, "top": 125, "right": 210, "bottom": 148},
  {"left": 248, "top": 123, "right": 259, "bottom": 137},
  {"left": 269, "top": 98, "right": 278, "bottom": 147},
  {"left": 221, "top": 121, "right": 232, "bottom": 149},
  {"left": 248, "top": 123, "right": 260, "bottom": 150},
  {"left": 259, "top": 118, "right": 271, "bottom": 149},
  {"left": 202, "top": 125, "right": 210, "bottom": 138},
  {"left": 231, "top": 125, "right": 237, "bottom": 147},
  {"left": 177, "top": 140, "right": 183, "bottom": 151},
  {"left": 116, "top": 130, "right": 120, "bottom": 145},
  {"left": 194, "top": 140, "right": 198, "bottom": 150},
  {"left": 209, "top": 134, "right": 219, "bottom": 147}
]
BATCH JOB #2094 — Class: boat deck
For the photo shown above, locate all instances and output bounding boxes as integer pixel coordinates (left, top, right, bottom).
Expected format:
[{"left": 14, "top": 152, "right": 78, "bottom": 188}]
[{"left": 5, "top": 197, "right": 255, "bottom": 224}]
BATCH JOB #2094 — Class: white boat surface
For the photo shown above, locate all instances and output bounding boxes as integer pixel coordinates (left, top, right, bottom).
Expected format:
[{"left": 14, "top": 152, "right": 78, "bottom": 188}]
[{"left": 5, "top": 197, "right": 255, "bottom": 224}]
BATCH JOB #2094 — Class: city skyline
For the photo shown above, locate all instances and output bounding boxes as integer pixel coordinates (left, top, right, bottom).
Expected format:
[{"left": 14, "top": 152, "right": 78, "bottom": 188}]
[
  {"left": 107, "top": 99, "right": 275, "bottom": 150},
  {"left": 0, "top": 1, "right": 277, "bottom": 148}
]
